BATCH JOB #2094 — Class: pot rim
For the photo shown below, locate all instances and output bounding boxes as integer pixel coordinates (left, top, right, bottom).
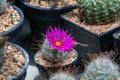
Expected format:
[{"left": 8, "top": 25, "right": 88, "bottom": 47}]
[{"left": 34, "top": 49, "right": 78, "bottom": 68}]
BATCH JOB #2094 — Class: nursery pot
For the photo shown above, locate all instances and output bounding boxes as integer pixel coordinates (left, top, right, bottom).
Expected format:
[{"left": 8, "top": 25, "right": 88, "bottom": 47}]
[
  {"left": 7, "top": 42, "right": 29, "bottom": 80},
  {"left": 20, "top": 0, "right": 78, "bottom": 40},
  {"left": 77, "top": 73, "right": 84, "bottom": 80},
  {"left": 1, "top": 5, "right": 24, "bottom": 43},
  {"left": 113, "top": 30, "right": 120, "bottom": 52},
  {"left": 61, "top": 11, "right": 120, "bottom": 55},
  {"left": 34, "top": 49, "right": 78, "bottom": 79}
]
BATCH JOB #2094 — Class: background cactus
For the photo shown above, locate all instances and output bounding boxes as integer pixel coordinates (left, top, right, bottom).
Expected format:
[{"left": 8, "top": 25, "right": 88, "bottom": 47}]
[
  {"left": 0, "top": 0, "right": 8, "bottom": 15},
  {"left": 0, "top": 36, "right": 7, "bottom": 64},
  {"left": 84, "top": 57, "right": 120, "bottom": 80},
  {"left": 41, "top": 39, "right": 69, "bottom": 63},
  {"left": 50, "top": 72, "right": 75, "bottom": 80},
  {"left": 78, "top": 0, "right": 120, "bottom": 25}
]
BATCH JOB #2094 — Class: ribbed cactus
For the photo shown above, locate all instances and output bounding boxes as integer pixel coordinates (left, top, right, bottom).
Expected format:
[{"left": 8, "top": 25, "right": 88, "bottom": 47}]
[
  {"left": 41, "top": 39, "right": 69, "bottom": 63},
  {"left": 0, "top": 36, "right": 7, "bottom": 64},
  {"left": 50, "top": 72, "right": 75, "bottom": 80},
  {"left": 84, "top": 57, "right": 120, "bottom": 80},
  {"left": 78, "top": 0, "right": 120, "bottom": 25},
  {"left": 0, "top": 0, "right": 8, "bottom": 15}
]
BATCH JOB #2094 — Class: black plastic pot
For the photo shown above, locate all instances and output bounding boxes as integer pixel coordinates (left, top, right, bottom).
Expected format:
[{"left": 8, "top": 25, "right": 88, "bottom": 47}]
[
  {"left": 34, "top": 49, "right": 78, "bottom": 79},
  {"left": 61, "top": 13, "right": 120, "bottom": 55},
  {"left": 7, "top": 42, "right": 29, "bottom": 80},
  {"left": 1, "top": 5, "right": 24, "bottom": 43},
  {"left": 77, "top": 73, "right": 84, "bottom": 80},
  {"left": 113, "top": 30, "right": 120, "bottom": 52},
  {"left": 20, "top": 0, "right": 78, "bottom": 40},
  {"left": 14, "top": 0, "right": 21, "bottom": 7}
]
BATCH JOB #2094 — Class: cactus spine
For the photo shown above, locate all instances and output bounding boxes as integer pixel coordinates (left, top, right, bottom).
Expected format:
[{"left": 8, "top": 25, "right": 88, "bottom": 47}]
[
  {"left": 84, "top": 57, "right": 120, "bottom": 80},
  {"left": 50, "top": 72, "right": 75, "bottom": 80},
  {"left": 78, "top": 0, "right": 120, "bottom": 25}
]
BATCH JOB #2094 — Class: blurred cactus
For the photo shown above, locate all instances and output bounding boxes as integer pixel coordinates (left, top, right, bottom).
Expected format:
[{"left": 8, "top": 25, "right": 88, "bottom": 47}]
[
  {"left": 50, "top": 72, "right": 75, "bottom": 80},
  {"left": 0, "top": 36, "right": 7, "bottom": 64},
  {"left": 78, "top": 0, "right": 120, "bottom": 25},
  {"left": 84, "top": 57, "right": 120, "bottom": 80},
  {"left": 0, "top": 0, "right": 8, "bottom": 15}
]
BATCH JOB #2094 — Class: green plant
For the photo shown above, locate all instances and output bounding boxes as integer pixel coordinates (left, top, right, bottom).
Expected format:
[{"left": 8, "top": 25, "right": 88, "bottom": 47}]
[
  {"left": 0, "top": 0, "right": 8, "bottom": 15},
  {"left": 41, "top": 39, "right": 70, "bottom": 63},
  {"left": 84, "top": 57, "right": 120, "bottom": 80},
  {"left": 40, "top": 27, "right": 87, "bottom": 63},
  {"left": 78, "top": 0, "right": 120, "bottom": 25},
  {"left": 50, "top": 72, "right": 75, "bottom": 80},
  {"left": 0, "top": 36, "right": 7, "bottom": 64}
]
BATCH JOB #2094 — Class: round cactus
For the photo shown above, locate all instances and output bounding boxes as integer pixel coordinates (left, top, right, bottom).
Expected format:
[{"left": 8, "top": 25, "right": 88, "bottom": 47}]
[
  {"left": 78, "top": 0, "right": 120, "bottom": 25},
  {"left": 50, "top": 72, "right": 75, "bottom": 80},
  {"left": 84, "top": 57, "right": 120, "bottom": 80},
  {"left": 41, "top": 39, "right": 69, "bottom": 63}
]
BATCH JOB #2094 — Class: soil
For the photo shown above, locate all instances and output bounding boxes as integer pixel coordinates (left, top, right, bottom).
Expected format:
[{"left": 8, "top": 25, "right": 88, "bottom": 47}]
[
  {"left": 26, "top": 0, "right": 77, "bottom": 8},
  {"left": 64, "top": 9, "right": 120, "bottom": 34},
  {"left": 0, "top": 45, "right": 25, "bottom": 80},
  {"left": 35, "top": 51, "right": 77, "bottom": 67},
  {"left": 0, "top": 6, "right": 20, "bottom": 33}
]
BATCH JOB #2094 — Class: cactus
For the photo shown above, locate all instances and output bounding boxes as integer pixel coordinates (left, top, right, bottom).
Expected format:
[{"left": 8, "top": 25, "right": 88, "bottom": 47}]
[
  {"left": 78, "top": 0, "right": 120, "bottom": 25},
  {"left": 0, "top": 36, "right": 7, "bottom": 64},
  {"left": 0, "top": 0, "right": 8, "bottom": 15},
  {"left": 41, "top": 39, "right": 69, "bottom": 63},
  {"left": 50, "top": 72, "right": 75, "bottom": 80},
  {"left": 84, "top": 57, "right": 120, "bottom": 80}
]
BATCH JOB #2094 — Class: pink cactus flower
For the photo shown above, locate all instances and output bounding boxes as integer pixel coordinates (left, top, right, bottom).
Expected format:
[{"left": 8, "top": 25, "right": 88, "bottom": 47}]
[{"left": 46, "top": 27, "right": 75, "bottom": 52}]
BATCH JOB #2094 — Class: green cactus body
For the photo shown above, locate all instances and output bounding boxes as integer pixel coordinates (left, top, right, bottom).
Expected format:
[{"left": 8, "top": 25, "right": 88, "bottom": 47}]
[
  {"left": 41, "top": 39, "right": 69, "bottom": 63},
  {"left": 0, "top": 0, "right": 8, "bottom": 15},
  {"left": 50, "top": 72, "right": 75, "bottom": 80},
  {"left": 84, "top": 57, "right": 119, "bottom": 80},
  {"left": 78, "top": 0, "right": 120, "bottom": 25}
]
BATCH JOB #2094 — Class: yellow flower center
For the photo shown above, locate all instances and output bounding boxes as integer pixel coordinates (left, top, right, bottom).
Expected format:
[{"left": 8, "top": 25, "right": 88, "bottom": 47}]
[{"left": 55, "top": 41, "right": 61, "bottom": 47}]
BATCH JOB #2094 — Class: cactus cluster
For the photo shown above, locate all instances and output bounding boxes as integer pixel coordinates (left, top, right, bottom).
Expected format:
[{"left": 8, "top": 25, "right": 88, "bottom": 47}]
[
  {"left": 41, "top": 39, "right": 69, "bottom": 63},
  {"left": 78, "top": 0, "right": 120, "bottom": 25},
  {"left": 0, "top": 0, "right": 8, "bottom": 15},
  {"left": 50, "top": 72, "right": 75, "bottom": 80},
  {"left": 84, "top": 57, "right": 120, "bottom": 80}
]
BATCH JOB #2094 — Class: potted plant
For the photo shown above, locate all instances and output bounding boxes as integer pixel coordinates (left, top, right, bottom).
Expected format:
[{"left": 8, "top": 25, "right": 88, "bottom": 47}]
[
  {"left": 78, "top": 52, "right": 120, "bottom": 80},
  {"left": 113, "top": 30, "right": 120, "bottom": 52},
  {"left": 61, "top": 0, "right": 120, "bottom": 54},
  {"left": 20, "top": 0, "right": 78, "bottom": 40},
  {"left": 0, "top": 36, "right": 29, "bottom": 80},
  {"left": 34, "top": 27, "right": 88, "bottom": 79},
  {"left": 0, "top": 0, "right": 24, "bottom": 43}
]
